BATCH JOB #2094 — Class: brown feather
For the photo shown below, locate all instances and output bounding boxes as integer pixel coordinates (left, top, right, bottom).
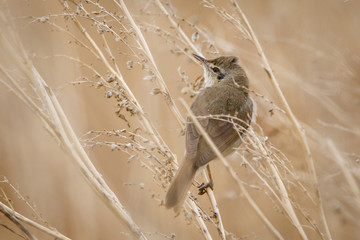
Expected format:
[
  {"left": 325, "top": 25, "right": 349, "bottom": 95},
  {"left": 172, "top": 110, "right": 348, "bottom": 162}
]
[
  {"left": 164, "top": 159, "right": 197, "bottom": 212},
  {"left": 187, "top": 83, "right": 253, "bottom": 167}
]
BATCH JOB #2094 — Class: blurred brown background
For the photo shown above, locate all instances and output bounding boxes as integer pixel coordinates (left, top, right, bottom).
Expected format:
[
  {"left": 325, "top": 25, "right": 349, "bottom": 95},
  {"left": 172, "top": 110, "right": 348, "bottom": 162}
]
[{"left": 1, "top": 0, "right": 359, "bottom": 239}]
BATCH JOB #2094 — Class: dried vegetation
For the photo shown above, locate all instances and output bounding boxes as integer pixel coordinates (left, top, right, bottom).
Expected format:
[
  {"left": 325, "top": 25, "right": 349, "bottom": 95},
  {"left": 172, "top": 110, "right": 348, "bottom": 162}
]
[{"left": 0, "top": 0, "right": 359, "bottom": 239}]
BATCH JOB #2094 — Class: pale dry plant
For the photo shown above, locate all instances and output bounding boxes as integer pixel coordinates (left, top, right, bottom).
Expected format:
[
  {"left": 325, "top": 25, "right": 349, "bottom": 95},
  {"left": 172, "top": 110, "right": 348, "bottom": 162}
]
[
  {"left": 1, "top": 0, "right": 220, "bottom": 239},
  {"left": 0, "top": 177, "right": 70, "bottom": 240},
  {"left": 0, "top": 1, "right": 147, "bottom": 239},
  {"left": 52, "top": 1, "right": 314, "bottom": 239},
  {"left": 1, "top": 0, "right": 359, "bottom": 240}
]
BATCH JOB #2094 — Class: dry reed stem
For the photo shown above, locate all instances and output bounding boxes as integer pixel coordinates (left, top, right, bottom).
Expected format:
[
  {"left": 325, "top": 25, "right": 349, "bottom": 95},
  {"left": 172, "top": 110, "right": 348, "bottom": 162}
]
[
  {"left": 0, "top": 177, "right": 46, "bottom": 226},
  {"left": 201, "top": 170, "right": 225, "bottom": 240},
  {"left": 155, "top": 0, "right": 202, "bottom": 57},
  {"left": 230, "top": 1, "right": 331, "bottom": 238},
  {"left": 60, "top": 0, "right": 174, "bottom": 162},
  {"left": 239, "top": 155, "right": 283, "bottom": 207},
  {"left": 0, "top": 204, "right": 37, "bottom": 240},
  {"left": 114, "top": 1, "right": 221, "bottom": 237},
  {"left": 194, "top": 113, "right": 317, "bottom": 238},
  {"left": 186, "top": 200, "right": 213, "bottom": 240},
  {"left": 319, "top": 120, "right": 360, "bottom": 137},
  {"left": 31, "top": 66, "right": 147, "bottom": 240},
  {"left": 46, "top": 2, "right": 215, "bottom": 238},
  {"left": 109, "top": 1, "right": 224, "bottom": 236},
  {"left": 2, "top": 0, "right": 350, "bottom": 239},
  {"left": 236, "top": 178, "right": 284, "bottom": 240},
  {"left": 327, "top": 139, "right": 360, "bottom": 206},
  {"left": 179, "top": 98, "right": 284, "bottom": 240},
  {"left": 0, "top": 7, "right": 147, "bottom": 239},
  {"left": 198, "top": 6, "right": 320, "bottom": 231},
  {"left": 232, "top": 0, "right": 316, "bottom": 181},
  {"left": 247, "top": 129, "right": 308, "bottom": 240},
  {"left": 116, "top": 0, "right": 184, "bottom": 127},
  {"left": 42, "top": 2, "right": 214, "bottom": 239},
  {"left": 0, "top": 202, "right": 70, "bottom": 240}
]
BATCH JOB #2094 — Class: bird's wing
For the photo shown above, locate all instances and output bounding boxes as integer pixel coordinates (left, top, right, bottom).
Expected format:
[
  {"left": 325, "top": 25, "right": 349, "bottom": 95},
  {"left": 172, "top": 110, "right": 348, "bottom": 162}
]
[{"left": 186, "top": 86, "right": 253, "bottom": 167}]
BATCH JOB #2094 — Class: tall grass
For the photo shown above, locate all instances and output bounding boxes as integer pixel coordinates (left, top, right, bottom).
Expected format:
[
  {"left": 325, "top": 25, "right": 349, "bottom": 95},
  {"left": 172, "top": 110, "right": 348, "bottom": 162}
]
[{"left": 0, "top": 0, "right": 359, "bottom": 239}]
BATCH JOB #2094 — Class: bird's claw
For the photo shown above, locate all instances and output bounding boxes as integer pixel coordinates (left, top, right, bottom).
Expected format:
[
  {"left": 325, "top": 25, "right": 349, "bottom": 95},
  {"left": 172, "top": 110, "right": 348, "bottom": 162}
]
[{"left": 198, "top": 180, "right": 214, "bottom": 195}]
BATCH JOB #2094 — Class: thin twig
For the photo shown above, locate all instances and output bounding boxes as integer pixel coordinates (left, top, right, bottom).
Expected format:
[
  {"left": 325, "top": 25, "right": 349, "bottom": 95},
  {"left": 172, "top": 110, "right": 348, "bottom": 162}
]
[
  {"left": 155, "top": 0, "right": 202, "bottom": 57},
  {"left": 327, "top": 139, "right": 360, "bottom": 206},
  {"left": 116, "top": 0, "right": 184, "bottom": 128},
  {"left": 1, "top": 5, "right": 148, "bottom": 238},
  {"left": 61, "top": 0, "right": 173, "bottom": 162},
  {"left": 232, "top": 1, "right": 332, "bottom": 238},
  {"left": 31, "top": 65, "right": 147, "bottom": 240},
  {"left": 248, "top": 129, "right": 308, "bottom": 240},
  {"left": 186, "top": 200, "right": 213, "bottom": 240},
  {"left": 0, "top": 202, "right": 70, "bottom": 240},
  {"left": 0, "top": 204, "right": 37, "bottom": 240},
  {"left": 201, "top": 170, "right": 225, "bottom": 240}
]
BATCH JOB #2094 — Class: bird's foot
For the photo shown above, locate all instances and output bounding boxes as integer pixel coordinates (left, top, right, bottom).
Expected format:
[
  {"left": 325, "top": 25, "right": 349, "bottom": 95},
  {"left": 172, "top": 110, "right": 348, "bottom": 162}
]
[{"left": 198, "top": 180, "right": 214, "bottom": 195}]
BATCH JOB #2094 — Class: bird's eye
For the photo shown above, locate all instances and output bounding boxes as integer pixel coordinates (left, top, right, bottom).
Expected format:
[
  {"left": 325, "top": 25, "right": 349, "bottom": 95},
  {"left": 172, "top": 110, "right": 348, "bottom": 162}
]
[{"left": 212, "top": 67, "right": 220, "bottom": 73}]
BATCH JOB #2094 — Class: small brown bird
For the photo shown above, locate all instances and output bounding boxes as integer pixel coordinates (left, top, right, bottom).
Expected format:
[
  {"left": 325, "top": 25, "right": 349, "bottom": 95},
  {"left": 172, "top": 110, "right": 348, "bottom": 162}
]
[{"left": 165, "top": 54, "right": 253, "bottom": 211}]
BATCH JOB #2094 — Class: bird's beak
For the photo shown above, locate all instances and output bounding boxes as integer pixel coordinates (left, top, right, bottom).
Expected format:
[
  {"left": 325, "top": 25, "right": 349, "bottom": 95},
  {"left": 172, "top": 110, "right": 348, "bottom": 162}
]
[{"left": 192, "top": 54, "right": 206, "bottom": 63}]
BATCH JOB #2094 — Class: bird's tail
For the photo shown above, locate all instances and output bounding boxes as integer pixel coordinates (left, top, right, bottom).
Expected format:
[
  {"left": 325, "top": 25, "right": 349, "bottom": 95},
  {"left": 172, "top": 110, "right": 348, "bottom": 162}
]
[{"left": 165, "top": 159, "right": 197, "bottom": 212}]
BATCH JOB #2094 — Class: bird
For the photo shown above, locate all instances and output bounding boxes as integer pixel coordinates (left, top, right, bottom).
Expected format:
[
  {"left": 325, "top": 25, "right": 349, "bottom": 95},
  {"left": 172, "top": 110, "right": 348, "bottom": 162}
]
[{"left": 165, "top": 54, "right": 254, "bottom": 212}]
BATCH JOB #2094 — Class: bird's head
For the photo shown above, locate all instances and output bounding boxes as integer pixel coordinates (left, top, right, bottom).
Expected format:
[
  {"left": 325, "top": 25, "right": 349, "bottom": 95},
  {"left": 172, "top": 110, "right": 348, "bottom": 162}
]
[{"left": 192, "top": 54, "right": 247, "bottom": 88}]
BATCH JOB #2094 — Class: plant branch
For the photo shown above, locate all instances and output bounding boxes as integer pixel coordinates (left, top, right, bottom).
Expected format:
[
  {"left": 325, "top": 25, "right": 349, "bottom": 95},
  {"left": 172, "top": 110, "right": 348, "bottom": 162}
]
[{"left": 0, "top": 202, "right": 70, "bottom": 240}]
